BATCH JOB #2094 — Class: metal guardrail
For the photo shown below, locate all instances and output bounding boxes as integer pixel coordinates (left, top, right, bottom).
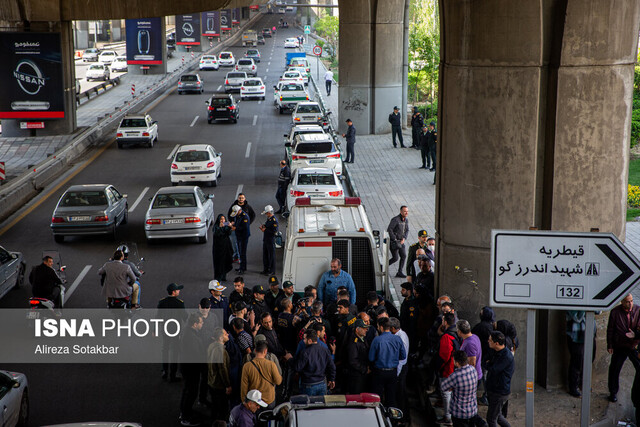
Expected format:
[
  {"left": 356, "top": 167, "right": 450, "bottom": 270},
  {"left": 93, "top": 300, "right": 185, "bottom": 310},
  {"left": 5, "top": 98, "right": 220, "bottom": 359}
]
[{"left": 76, "top": 77, "right": 121, "bottom": 105}]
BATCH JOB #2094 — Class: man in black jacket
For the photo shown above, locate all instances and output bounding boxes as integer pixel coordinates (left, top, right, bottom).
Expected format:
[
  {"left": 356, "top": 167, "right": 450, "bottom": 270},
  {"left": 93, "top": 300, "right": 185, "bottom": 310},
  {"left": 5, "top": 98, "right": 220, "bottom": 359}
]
[
  {"left": 179, "top": 312, "right": 205, "bottom": 426},
  {"left": 275, "top": 160, "right": 291, "bottom": 214},
  {"left": 388, "top": 106, "right": 405, "bottom": 148},
  {"left": 295, "top": 329, "right": 336, "bottom": 396},
  {"left": 410, "top": 106, "right": 424, "bottom": 149},
  {"left": 30, "top": 256, "right": 64, "bottom": 306},
  {"left": 345, "top": 318, "right": 371, "bottom": 393},
  {"left": 158, "top": 283, "right": 188, "bottom": 382},
  {"left": 342, "top": 119, "right": 356, "bottom": 163},
  {"left": 426, "top": 121, "right": 437, "bottom": 171},
  {"left": 486, "top": 331, "right": 515, "bottom": 427},
  {"left": 387, "top": 206, "right": 409, "bottom": 278},
  {"left": 227, "top": 193, "right": 256, "bottom": 263}
]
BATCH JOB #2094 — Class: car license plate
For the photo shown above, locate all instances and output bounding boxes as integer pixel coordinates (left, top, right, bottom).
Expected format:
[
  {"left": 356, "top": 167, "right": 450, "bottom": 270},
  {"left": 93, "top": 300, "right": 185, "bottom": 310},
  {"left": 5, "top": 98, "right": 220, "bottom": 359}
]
[
  {"left": 309, "top": 159, "right": 324, "bottom": 164},
  {"left": 185, "top": 167, "right": 200, "bottom": 170},
  {"left": 163, "top": 219, "right": 184, "bottom": 224},
  {"left": 69, "top": 216, "right": 91, "bottom": 221},
  {"left": 217, "top": 108, "right": 227, "bottom": 111},
  {"left": 309, "top": 194, "right": 323, "bottom": 197}
]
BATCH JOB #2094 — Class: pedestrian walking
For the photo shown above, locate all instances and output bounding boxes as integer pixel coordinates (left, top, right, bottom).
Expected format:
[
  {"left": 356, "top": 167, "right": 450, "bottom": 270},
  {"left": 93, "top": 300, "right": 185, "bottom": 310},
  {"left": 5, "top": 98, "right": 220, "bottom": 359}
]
[
  {"left": 179, "top": 312, "right": 205, "bottom": 427},
  {"left": 387, "top": 206, "right": 409, "bottom": 278},
  {"left": 230, "top": 205, "right": 251, "bottom": 274},
  {"left": 158, "top": 283, "right": 187, "bottom": 382},
  {"left": 259, "top": 205, "right": 278, "bottom": 276},
  {"left": 295, "top": 328, "right": 336, "bottom": 396},
  {"left": 212, "top": 214, "right": 234, "bottom": 282},
  {"left": 410, "top": 106, "right": 424, "bottom": 149},
  {"left": 388, "top": 106, "right": 405, "bottom": 148},
  {"left": 229, "top": 389, "right": 268, "bottom": 427},
  {"left": 427, "top": 121, "right": 437, "bottom": 171},
  {"left": 369, "top": 317, "right": 406, "bottom": 407},
  {"left": 485, "top": 331, "right": 515, "bottom": 427},
  {"left": 324, "top": 68, "right": 334, "bottom": 96},
  {"left": 342, "top": 119, "right": 356, "bottom": 163},
  {"left": 607, "top": 293, "right": 640, "bottom": 402},
  {"left": 275, "top": 160, "right": 291, "bottom": 214}
]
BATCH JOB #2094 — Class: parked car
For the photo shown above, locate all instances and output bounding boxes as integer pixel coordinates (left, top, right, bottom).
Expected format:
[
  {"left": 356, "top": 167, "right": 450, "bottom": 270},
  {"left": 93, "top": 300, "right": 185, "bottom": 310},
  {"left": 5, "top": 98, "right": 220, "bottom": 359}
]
[
  {"left": 286, "top": 167, "right": 343, "bottom": 211},
  {"left": 116, "top": 114, "right": 158, "bottom": 148},
  {"left": 110, "top": 56, "right": 128, "bottom": 73},
  {"left": 145, "top": 186, "right": 214, "bottom": 244},
  {"left": 51, "top": 184, "right": 128, "bottom": 242},
  {"left": 206, "top": 94, "right": 239, "bottom": 123},
  {"left": 98, "top": 50, "right": 118, "bottom": 65},
  {"left": 292, "top": 101, "right": 327, "bottom": 125},
  {"left": 218, "top": 51, "right": 235, "bottom": 67},
  {"left": 178, "top": 74, "right": 204, "bottom": 94},
  {"left": 0, "top": 246, "right": 26, "bottom": 301},
  {"left": 235, "top": 58, "right": 257, "bottom": 77},
  {"left": 224, "top": 71, "right": 248, "bottom": 93},
  {"left": 240, "top": 78, "right": 266, "bottom": 100},
  {"left": 276, "top": 82, "right": 308, "bottom": 114},
  {"left": 279, "top": 70, "right": 305, "bottom": 86},
  {"left": 82, "top": 48, "right": 100, "bottom": 62},
  {"left": 85, "top": 64, "right": 110, "bottom": 81},
  {"left": 0, "top": 370, "right": 29, "bottom": 427},
  {"left": 171, "top": 144, "right": 222, "bottom": 187},
  {"left": 284, "top": 38, "right": 299, "bottom": 48},
  {"left": 245, "top": 48, "right": 261, "bottom": 63},
  {"left": 283, "top": 124, "right": 326, "bottom": 145},
  {"left": 199, "top": 55, "right": 219, "bottom": 71},
  {"left": 285, "top": 132, "right": 343, "bottom": 175}
]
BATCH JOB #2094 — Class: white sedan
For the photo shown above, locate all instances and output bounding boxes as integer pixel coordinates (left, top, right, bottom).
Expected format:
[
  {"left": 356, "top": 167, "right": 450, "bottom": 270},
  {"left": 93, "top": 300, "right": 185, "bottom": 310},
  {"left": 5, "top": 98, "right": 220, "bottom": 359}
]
[
  {"left": 279, "top": 70, "right": 304, "bottom": 86},
  {"left": 0, "top": 370, "right": 29, "bottom": 426},
  {"left": 98, "top": 50, "right": 118, "bottom": 64},
  {"left": 284, "top": 38, "right": 300, "bottom": 48},
  {"left": 110, "top": 56, "right": 128, "bottom": 73},
  {"left": 286, "top": 167, "right": 344, "bottom": 211},
  {"left": 171, "top": 144, "right": 222, "bottom": 187},
  {"left": 287, "top": 66, "right": 309, "bottom": 84},
  {"left": 241, "top": 78, "right": 266, "bottom": 100},
  {"left": 86, "top": 63, "right": 110, "bottom": 81},
  {"left": 199, "top": 55, "right": 220, "bottom": 71},
  {"left": 116, "top": 114, "right": 158, "bottom": 148}
]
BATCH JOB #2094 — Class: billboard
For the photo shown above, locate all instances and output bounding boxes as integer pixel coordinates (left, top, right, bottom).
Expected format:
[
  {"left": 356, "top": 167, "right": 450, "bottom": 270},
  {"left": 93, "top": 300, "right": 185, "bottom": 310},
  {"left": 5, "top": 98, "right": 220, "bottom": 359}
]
[
  {"left": 176, "top": 15, "right": 201, "bottom": 45},
  {"left": 232, "top": 8, "right": 240, "bottom": 25},
  {"left": 0, "top": 32, "right": 64, "bottom": 119},
  {"left": 220, "top": 9, "right": 231, "bottom": 31},
  {"left": 201, "top": 11, "right": 220, "bottom": 37},
  {"left": 125, "top": 18, "right": 163, "bottom": 65}
]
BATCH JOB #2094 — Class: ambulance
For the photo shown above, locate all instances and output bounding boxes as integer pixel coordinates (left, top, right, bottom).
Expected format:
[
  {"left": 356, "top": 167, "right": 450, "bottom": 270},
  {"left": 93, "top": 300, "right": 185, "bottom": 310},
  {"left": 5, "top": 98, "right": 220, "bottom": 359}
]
[{"left": 282, "top": 197, "right": 387, "bottom": 307}]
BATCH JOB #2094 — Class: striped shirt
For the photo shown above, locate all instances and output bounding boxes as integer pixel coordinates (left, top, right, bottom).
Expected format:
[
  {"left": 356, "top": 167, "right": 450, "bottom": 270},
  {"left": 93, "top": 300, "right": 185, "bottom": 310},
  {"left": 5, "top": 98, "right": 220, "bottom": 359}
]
[{"left": 440, "top": 364, "right": 478, "bottom": 419}]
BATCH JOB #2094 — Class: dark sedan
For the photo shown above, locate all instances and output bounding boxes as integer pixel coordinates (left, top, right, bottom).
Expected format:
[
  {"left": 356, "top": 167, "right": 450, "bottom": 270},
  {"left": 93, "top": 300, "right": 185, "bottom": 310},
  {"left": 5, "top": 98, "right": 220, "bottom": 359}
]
[{"left": 206, "top": 94, "right": 239, "bottom": 124}]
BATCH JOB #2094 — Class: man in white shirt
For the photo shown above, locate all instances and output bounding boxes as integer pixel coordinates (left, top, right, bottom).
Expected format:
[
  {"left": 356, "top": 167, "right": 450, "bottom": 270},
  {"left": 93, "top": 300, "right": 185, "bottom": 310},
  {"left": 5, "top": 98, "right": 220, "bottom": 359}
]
[{"left": 324, "top": 68, "right": 334, "bottom": 96}]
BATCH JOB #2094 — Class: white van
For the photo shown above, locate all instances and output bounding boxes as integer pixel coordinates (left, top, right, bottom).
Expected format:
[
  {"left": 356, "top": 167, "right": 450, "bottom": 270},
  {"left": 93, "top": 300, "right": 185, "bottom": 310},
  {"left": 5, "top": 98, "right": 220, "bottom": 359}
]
[{"left": 282, "top": 197, "right": 385, "bottom": 307}]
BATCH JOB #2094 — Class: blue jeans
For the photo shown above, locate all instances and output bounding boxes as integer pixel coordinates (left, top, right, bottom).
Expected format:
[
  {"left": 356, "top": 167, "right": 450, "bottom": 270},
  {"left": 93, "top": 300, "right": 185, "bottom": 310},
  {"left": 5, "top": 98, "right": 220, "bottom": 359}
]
[
  {"left": 300, "top": 380, "right": 327, "bottom": 396},
  {"left": 230, "top": 230, "right": 239, "bottom": 259}
]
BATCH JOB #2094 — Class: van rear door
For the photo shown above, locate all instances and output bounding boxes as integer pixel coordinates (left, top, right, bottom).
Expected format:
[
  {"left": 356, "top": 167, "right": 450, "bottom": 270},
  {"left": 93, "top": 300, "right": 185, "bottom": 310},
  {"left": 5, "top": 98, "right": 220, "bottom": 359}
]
[{"left": 332, "top": 237, "right": 376, "bottom": 307}]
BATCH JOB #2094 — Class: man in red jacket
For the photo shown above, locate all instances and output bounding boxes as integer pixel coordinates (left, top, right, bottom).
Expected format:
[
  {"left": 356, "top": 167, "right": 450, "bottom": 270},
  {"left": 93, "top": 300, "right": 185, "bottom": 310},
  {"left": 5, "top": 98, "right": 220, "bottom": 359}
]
[
  {"left": 438, "top": 312, "right": 459, "bottom": 424},
  {"left": 607, "top": 293, "right": 640, "bottom": 402}
]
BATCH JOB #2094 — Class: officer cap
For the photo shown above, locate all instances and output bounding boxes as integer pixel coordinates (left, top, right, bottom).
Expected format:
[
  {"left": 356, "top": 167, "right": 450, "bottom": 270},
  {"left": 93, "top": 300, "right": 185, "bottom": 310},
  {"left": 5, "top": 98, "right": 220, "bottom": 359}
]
[
  {"left": 430, "top": 121, "right": 436, "bottom": 127},
  {"left": 337, "top": 300, "right": 350, "bottom": 308},
  {"left": 354, "top": 319, "right": 370, "bottom": 329},
  {"left": 262, "top": 205, "right": 274, "bottom": 215},
  {"left": 345, "top": 118, "right": 352, "bottom": 123},
  {"left": 253, "top": 284, "right": 267, "bottom": 295},
  {"left": 209, "top": 280, "right": 226, "bottom": 292},
  {"left": 418, "top": 229, "right": 428, "bottom": 237},
  {"left": 230, "top": 205, "right": 241, "bottom": 217},
  {"left": 234, "top": 301, "right": 247, "bottom": 312},
  {"left": 393, "top": 106, "right": 398, "bottom": 110},
  {"left": 167, "top": 283, "right": 184, "bottom": 293},
  {"left": 282, "top": 281, "right": 294, "bottom": 289},
  {"left": 269, "top": 276, "right": 279, "bottom": 286}
]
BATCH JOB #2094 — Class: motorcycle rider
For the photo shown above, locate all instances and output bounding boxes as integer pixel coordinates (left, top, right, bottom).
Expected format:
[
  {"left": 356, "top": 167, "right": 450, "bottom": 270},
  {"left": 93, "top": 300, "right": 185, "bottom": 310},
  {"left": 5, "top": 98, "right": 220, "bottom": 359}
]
[
  {"left": 98, "top": 249, "right": 140, "bottom": 309},
  {"left": 30, "top": 255, "right": 64, "bottom": 307}
]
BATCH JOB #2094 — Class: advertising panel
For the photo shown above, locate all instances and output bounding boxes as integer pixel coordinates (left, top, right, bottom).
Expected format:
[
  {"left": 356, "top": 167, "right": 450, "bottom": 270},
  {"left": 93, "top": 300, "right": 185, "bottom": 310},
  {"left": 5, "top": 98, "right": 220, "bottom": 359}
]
[
  {"left": 0, "top": 32, "right": 64, "bottom": 119},
  {"left": 220, "top": 9, "right": 231, "bottom": 31},
  {"left": 176, "top": 14, "right": 201, "bottom": 45},
  {"left": 201, "top": 11, "right": 220, "bottom": 37},
  {"left": 125, "top": 18, "right": 163, "bottom": 65},
  {"left": 232, "top": 8, "right": 240, "bottom": 25}
]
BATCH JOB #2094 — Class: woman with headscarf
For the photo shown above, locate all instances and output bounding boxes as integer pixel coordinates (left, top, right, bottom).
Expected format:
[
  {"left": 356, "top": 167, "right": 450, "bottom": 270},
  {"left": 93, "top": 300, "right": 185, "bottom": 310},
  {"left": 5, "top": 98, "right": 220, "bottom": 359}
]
[{"left": 212, "top": 214, "right": 233, "bottom": 282}]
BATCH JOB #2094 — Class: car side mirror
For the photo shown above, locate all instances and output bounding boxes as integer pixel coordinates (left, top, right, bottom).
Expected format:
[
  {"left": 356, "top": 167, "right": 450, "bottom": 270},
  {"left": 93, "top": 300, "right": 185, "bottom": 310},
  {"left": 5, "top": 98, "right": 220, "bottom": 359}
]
[
  {"left": 205, "top": 101, "right": 209, "bottom": 105},
  {"left": 122, "top": 194, "right": 128, "bottom": 199},
  {"left": 285, "top": 142, "right": 291, "bottom": 148},
  {"left": 208, "top": 194, "right": 215, "bottom": 199},
  {"left": 11, "top": 253, "right": 18, "bottom": 259},
  {"left": 258, "top": 411, "right": 273, "bottom": 422},
  {"left": 284, "top": 134, "right": 288, "bottom": 138},
  {"left": 217, "top": 152, "right": 223, "bottom": 157},
  {"left": 387, "top": 408, "right": 403, "bottom": 420},
  {"left": 153, "top": 121, "right": 158, "bottom": 125}
]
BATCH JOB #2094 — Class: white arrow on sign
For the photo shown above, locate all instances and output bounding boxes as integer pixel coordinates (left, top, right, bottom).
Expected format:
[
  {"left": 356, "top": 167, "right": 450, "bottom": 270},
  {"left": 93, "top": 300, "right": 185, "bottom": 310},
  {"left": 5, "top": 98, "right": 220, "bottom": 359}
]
[{"left": 490, "top": 230, "right": 640, "bottom": 310}]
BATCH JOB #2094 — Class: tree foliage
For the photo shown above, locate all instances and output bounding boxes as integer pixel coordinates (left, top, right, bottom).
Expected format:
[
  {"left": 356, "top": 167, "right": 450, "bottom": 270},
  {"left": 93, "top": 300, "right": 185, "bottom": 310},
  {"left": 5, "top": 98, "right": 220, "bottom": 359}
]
[
  {"left": 314, "top": 14, "right": 339, "bottom": 61},
  {"left": 408, "top": 0, "right": 440, "bottom": 104}
]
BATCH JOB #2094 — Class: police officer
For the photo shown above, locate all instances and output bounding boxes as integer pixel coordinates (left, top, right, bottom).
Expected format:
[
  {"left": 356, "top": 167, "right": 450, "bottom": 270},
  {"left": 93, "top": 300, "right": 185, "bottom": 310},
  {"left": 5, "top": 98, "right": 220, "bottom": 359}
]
[
  {"left": 426, "top": 121, "right": 437, "bottom": 171},
  {"left": 345, "top": 318, "right": 371, "bottom": 394},
  {"left": 259, "top": 205, "right": 279, "bottom": 275},
  {"left": 208, "top": 280, "right": 230, "bottom": 329},
  {"left": 252, "top": 284, "right": 270, "bottom": 320},
  {"left": 388, "top": 106, "right": 405, "bottom": 148},
  {"left": 342, "top": 119, "right": 356, "bottom": 163},
  {"left": 410, "top": 106, "right": 424, "bottom": 149},
  {"left": 399, "top": 282, "right": 419, "bottom": 353},
  {"left": 158, "top": 283, "right": 187, "bottom": 381},
  {"left": 419, "top": 126, "right": 430, "bottom": 169},
  {"left": 332, "top": 300, "right": 357, "bottom": 350},
  {"left": 230, "top": 205, "right": 251, "bottom": 274},
  {"left": 265, "top": 275, "right": 284, "bottom": 315},
  {"left": 406, "top": 230, "right": 429, "bottom": 280},
  {"left": 275, "top": 160, "right": 291, "bottom": 214}
]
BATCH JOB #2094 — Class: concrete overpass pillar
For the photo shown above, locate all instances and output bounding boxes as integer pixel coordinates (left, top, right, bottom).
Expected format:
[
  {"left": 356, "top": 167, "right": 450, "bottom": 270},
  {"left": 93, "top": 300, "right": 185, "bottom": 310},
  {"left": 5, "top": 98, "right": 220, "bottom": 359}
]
[
  {"left": 436, "top": 0, "right": 640, "bottom": 390},
  {"left": 337, "top": 0, "right": 404, "bottom": 134}
]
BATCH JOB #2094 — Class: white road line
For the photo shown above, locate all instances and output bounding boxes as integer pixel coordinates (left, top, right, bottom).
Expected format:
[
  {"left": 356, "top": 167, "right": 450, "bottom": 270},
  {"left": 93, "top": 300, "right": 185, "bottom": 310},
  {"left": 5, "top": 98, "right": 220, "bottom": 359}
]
[
  {"left": 258, "top": 100, "right": 262, "bottom": 105},
  {"left": 253, "top": 115, "right": 258, "bottom": 126},
  {"left": 245, "top": 142, "right": 252, "bottom": 158},
  {"left": 65, "top": 265, "right": 92, "bottom": 300},
  {"left": 129, "top": 187, "right": 150, "bottom": 213},
  {"left": 268, "top": 62, "right": 271, "bottom": 66},
  {"left": 217, "top": 85, "right": 222, "bottom": 91},
  {"left": 236, "top": 184, "right": 243, "bottom": 198},
  {"left": 167, "top": 144, "right": 180, "bottom": 160},
  {"left": 190, "top": 115, "right": 199, "bottom": 127},
  {"left": 266, "top": 68, "right": 269, "bottom": 73}
]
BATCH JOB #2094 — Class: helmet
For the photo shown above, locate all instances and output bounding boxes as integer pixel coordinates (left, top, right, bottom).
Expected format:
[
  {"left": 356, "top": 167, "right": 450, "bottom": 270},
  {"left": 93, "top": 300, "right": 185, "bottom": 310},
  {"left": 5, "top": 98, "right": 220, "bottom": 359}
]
[{"left": 116, "top": 245, "right": 129, "bottom": 258}]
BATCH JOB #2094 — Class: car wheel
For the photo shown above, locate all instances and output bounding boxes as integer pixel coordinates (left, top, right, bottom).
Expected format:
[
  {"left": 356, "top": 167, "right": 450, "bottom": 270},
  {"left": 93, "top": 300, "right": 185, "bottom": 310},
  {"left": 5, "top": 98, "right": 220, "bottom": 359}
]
[
  {"left": 210, "top": 179, "right": 217, "bottom": 187},
  {"left": 14, "top": 263, "right": 26, "bottom": 289},
  {"left": 178, "top": 91, "right": 182, "bottom": 95},
  {"left": 17, "top": 389, "right": 28, "bottom": 427},
  {"left": 262, "top": 96, "right": 265, "bottom": 100},
  {"left": 208, "top": 118, "right": 213, "bottom": 124},
  {"left": 117, "top": 142, "right": 123, "bottom": 149},
  {"left": 147, "top": 138, "right": 154, "bottom": 148},
  {"left": 110, "top": 224, "right": 117, "bottom": 241},
  {"left": 279, "top": 107, "right": 283, "bottom": 114},
  {"left": 146, "top": 237, "right": 156, "bottom": 245},
  {"left": 218, "top": 167, "right": 222, "bottom": 178},
  {"left": 54, "top": 235, "right": 64, "bottom": 243},
  {"left": 172, "top": 182, "right": 178, "bottom": 186},
  {"left": 232, "top": 118, "right": 238, "bottom": 124},
  {"left": 198, "top": 231, "right": 209, "bottom": 244}
]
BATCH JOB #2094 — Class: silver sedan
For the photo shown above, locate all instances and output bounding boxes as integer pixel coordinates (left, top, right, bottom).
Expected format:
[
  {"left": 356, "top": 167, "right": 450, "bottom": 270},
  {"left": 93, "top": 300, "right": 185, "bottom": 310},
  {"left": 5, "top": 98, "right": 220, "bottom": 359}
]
[
  {"left": 0, "top": 246, "right": 26, "bottom": 301},
  {"left": 145, "top": 186, "right": 214, "bottom": 244},
  {"left": 0, "top": 370, "right": 29, "bottom": 426}
]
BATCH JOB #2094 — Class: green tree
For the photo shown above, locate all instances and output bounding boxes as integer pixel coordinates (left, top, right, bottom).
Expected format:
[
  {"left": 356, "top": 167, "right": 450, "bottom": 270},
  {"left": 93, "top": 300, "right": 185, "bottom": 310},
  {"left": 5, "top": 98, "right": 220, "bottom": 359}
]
[
  {"left": 314, "top": 14, "right": 339, "bottom": 61},
  {"left": 408, "top": 0, "right": 440, "bottom": 106}
]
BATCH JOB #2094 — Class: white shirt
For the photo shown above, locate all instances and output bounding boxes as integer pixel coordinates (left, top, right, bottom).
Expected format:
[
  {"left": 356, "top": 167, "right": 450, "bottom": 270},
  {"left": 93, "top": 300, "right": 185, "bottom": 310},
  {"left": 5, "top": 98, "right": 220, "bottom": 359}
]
[
  {"left": 324, "top": 70, "right": 334, "bottom": 82},
  {"left": 395, "top": 328, "right": 410, "bottom": 376}
]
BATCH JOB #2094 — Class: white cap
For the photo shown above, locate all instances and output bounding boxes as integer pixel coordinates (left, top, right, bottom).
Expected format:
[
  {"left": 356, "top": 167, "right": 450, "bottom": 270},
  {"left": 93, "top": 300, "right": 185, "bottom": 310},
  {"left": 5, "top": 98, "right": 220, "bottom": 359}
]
[
  {"left": 208, "top": 280, "right": 226, "bottom": 292},
  {"left": 230, "top": 205, "right": 241, "bottom": 217},
  {"left": 262, "top": 205, "right": 274, "bottom": 215},
  {"left": 246, "top": 389, "right": 268, "bottom": 407}
]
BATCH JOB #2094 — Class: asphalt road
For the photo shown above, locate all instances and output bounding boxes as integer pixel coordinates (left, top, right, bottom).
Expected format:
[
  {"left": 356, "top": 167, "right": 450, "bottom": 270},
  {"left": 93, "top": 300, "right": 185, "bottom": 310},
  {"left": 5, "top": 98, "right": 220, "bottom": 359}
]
[{"left": 0, "top": 12, "right": 313, "bottom": 426}]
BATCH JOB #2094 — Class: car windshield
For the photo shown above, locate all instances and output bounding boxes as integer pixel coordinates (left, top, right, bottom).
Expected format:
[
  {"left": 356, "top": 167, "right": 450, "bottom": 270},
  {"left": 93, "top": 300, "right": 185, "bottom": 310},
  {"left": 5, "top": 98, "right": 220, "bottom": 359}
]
[
  {"left": 175, "top": 151, "right": 210, "bottom": 162},
  {"left": 220, "top": 53, "right": 232, "bottom": 59},
  {"left": 293, "top": 130, "right": 324, "bottom": 139},
  {"left": 295, "top": 408, "right": 380, "bottom": 426},
  {"left": 181, "top": 75, "right": 198, "bottom": 82},
  {"left": 152, "top": 193, "right": 197, "bottom": 208},
  {"left": 210, "top": 97, "right": 232, "bottom": 106},
  {"left": 228, "top": 73, "right": 246, "bottom": 78},
  {"left": 61, "top": 191, "right": 107, "bottom": 207},
  {"left": 89, "top": 65, "right": 104, "bottom": 70},
  {"left": 282, "top": 84, "right": 304, "bottom": 92},
  {"left": 298, "top": 174, "right": 335, "bottom": 185},
  {"left": 120, "top": 118, "right": 147, "bottom": 128},
  {"left": 244, "top": 80, "right": 261, "bottom": 86},
  {"left": 102, "top": 52, "right": 115, "bottom": 56},
  {"left": 297, "top": 104, "right": 322, "bottom": 114},
  {"left": 295, "top": 142, "right": 334, "bottom": 154}
]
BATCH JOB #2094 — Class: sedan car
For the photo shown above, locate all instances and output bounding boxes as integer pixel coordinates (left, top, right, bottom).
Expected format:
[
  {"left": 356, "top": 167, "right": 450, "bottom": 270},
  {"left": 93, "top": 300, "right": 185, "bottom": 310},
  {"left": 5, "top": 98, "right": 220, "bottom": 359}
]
[
  {"left": 51, "top": 184, "right": 128, "bottom": 242},
  {"left": 285, "top": 133, "right": 343, "bottom": 175},
  {"left": 110, "top": 56, "right": 128, "bottom": 72},
  {"left": 98, "top": 50, "right": 118, "bottom": 65},
  {"left": 218, "top": 51, "right": 235, "bottom": 67},
  {"left": 86, "top": 64, "right": 110, "bottom": 81},
  {"left": 145, "top": 186, "right": 214, "bottom": 244},
  {"left": 292, "top": 101, "right": 327, "bottom": 125},
  {"left": 286, "top": 167, "right": 343, "bottom": 211},
  {"left": 240, "top": 78, "right": 266, "bottom": 100},
  {"left": 245, "top": 48, "right": 261, "bottom": 63},
  {"left": 279, "top": 70, "right": 305, "bottom": 86},
  {"left": 257, "top": 35, "right": 265, "bottom": 45},
  {"left": 284, "top": 38, "right": 299, "bottom": 48},
  {"left": 0, "top": 246, "right": 26, "bottom": 301},
  {"left": 0, "top": 370, "right": 29, "bottom": 427},
  {"left": 171, "top": 144, "right": 222, "bottom": 187},
  {"left": 235, "top": 58, "right": 257, "bottom": 77},
  {"left": 82, "top": 48, "right": 100, "bottom": 62},
  {"left": 116, "top": 114, "right": 158, "bottom": 148},
  {"left": 287, "top": 65, "right": 309, "bottom": 84},
  {"left": 178, "top": 74, "right": 204, "bottom": 94},
  {"left": 199, "top": 55, "right": 219, "bottom": 71},
  {"left": 206, "top": 94, "right": 239, "bottom": 123},
  {"left": 262, "top": 28, "right": 272, "bottom": 38}
]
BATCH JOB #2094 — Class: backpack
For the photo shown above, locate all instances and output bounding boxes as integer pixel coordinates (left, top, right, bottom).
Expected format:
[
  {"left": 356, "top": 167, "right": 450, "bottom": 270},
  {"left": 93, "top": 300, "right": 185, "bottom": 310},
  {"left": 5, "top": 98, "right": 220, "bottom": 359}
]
[{"left": 447, "top": 331, "right": 462, "bottom": 352}]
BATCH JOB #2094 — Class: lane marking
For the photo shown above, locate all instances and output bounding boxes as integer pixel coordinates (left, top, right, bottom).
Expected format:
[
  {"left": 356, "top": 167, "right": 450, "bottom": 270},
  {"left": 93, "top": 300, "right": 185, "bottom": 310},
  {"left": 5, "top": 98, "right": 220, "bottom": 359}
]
[
  {"left": 236, "top": 184, "right": 243, "bottom": 198},
  {"left": 65, "top": 264, "right": 92, "bottom": 300},
  {"left": 258, "top": 100, "right": 262, "bottom": 105},
  {"left": 190, "top": 115, "right": 199, "bottom": 127},
  {"left": 268, "top": 62, "right": 271, "bottom": 66},
  {"left": 167, "top": 144, "right": 180, "bottom": 160},
  {"left": 252, "top": 115, "right": 258, "bottom": 126},
  {"left": 129, "top": 187, "right": 150, "bottom": 213},
  {"left": 245, "top": 142, "right": 252, "bottom": 158},
  {"left": 266, "top": 68, "right": 269, "bottom": 73},
  {"left": 217, "top": 85, "right": 222, "bottom": 91}
]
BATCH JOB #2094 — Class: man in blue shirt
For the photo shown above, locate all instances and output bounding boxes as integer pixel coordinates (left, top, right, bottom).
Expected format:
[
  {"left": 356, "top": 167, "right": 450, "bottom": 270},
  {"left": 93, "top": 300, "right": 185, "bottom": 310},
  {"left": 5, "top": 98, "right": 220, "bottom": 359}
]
[
  {"left": 368, "top": 317, "right": 406, "bottom": 407},
  {"left": 317, "top": 258, "right": 356, "bottom": 306}
]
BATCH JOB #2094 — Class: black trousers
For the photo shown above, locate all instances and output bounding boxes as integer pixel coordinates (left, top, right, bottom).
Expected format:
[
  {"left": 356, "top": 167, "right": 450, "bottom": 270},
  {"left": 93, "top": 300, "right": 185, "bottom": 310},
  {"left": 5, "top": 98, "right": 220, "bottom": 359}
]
[
  {"left": 275, "top": 186, "right": 287, "bottom": 211},
  {"left": 346, "top": 142, "right": 355, "bottom": 163},
  {"left": 263, "top": 237, "right": 276, "bottom": 273},
  {"left": 371, "top": 368, "right": 398, "bottom": 408},
  {"left": 209, "top": 387, "right": 230, "bottom": 422},
  {"left": 392, "top": 126, "right": 404, "bottom": 147},
  {"left": 486, "top": 391, "right": 510, "bottom": 427},
  {"left": 237, "top": 235, "right": 249, "bottom": 271},
  {"left": 346, "top": 372, "right": 368, "bottom": 394},
  {"left": 180, "top": 368, "right": 200, "bottom": 419},
  {"left": 162, "top": 336, "right": 179, "bottom": 378},
  {"left": 389, "top": 242, "right": 407, "bottom": 273},
  {"left": 397, "top": 364, "right": 410, "bottom": 422},
  {"left": 428, "top": 145, "right": 437, "bottom": 169},
  {"left": 608, "top": 346, "right": 640, "bottom": 396},
  {"left": 421, "top": 148, "right": 429, "bottom": 167},
  {"left": 325, "top": 79, "right": 331, "bottom": 95}
]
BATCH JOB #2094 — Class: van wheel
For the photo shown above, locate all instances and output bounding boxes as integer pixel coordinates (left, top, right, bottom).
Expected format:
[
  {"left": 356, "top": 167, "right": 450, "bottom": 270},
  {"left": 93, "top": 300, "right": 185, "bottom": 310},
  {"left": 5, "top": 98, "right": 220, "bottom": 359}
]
[
  {"left": 54, "top": 235, "right": 64, "bottom": 243},
  {"left": 279, "top": 107, "right": 283, "bottom": 114}
]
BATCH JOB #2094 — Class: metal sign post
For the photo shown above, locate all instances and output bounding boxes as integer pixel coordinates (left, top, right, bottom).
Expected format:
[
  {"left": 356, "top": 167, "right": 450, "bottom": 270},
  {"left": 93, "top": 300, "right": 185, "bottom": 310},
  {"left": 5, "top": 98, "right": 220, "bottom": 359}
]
[
  {"left": 581, "top": 311, "right": 596, "bottom": 427},
  {"left": 525, "top": 309, "right": 536, "bottom": 427}
]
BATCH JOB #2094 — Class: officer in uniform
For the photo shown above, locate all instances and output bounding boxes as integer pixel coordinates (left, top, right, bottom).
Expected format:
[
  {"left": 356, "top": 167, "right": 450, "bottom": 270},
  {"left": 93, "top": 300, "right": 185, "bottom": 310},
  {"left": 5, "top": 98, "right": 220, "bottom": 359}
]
[
  {"left": 419, "top": 126, "right": 430, "bottom": 169},
  {"left": 252, "top": 284, "right": 270, "bottom": 320},
  {"left": 158, "top": 282, "right": 187, "bottom": 381},
  {"left": 259, "top": 205, "right": 279, "bottom": 275},
  {"left": 406, "top": 230, "right": 430, "bottom": 280},
  {"left": 208, "top": 280, "right": 230, "bottom": 329},
  {"left": 265, "top": 275, "right": 284, "bottom": 316},
  {"left": 399, "top": 282, "right": 419, "bottom": 353},
  {"left": 427, "top": 121, "right": 437, "bottom": 171},
  {"left": 345, "top": 318, "right": 371, "bottom": 394},
  {"left": 230, "top": 205, "right": 251, "bottom": 274},
  {"left": 333, "top": 300, "right": 357, "bottom": 349},
  {"left": 410, "top": 106, "right": 424, "bottom": 149},
  {"left": 276, "top": 160, "right": 291, "bottom": 214},
  {"left": 388, "top": 106, "right": 405, "bottom": 148}
]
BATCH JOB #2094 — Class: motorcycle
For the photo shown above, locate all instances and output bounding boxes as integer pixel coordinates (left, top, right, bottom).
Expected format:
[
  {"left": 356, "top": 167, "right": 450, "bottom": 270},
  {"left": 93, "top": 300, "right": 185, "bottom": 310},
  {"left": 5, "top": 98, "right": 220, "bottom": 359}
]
[
  {"left": 102, "top": 243, "right": 145, "bottom": 309},
  {"left": 29, "top": 250, "right": 67, "bottom": 311}
]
